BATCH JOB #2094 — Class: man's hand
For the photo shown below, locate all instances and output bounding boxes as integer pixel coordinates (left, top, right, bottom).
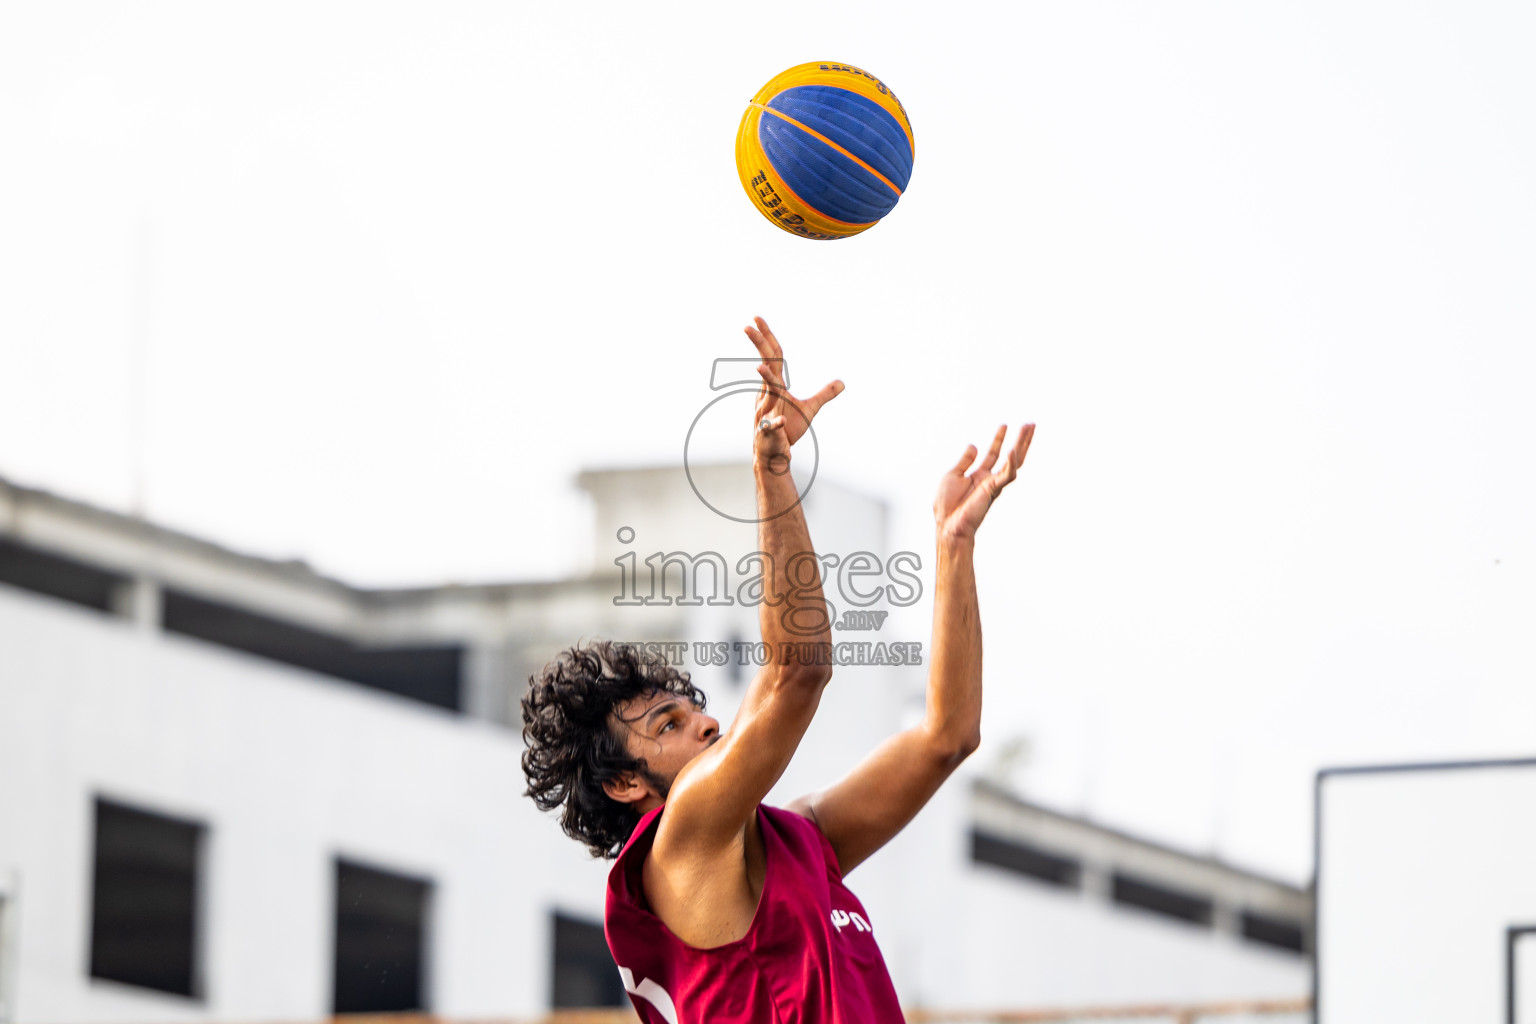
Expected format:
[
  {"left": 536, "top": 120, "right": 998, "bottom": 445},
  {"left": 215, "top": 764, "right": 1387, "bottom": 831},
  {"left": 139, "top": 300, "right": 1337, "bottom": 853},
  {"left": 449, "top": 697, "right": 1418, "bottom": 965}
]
[
  {"left": 744, "top": 316, "right": 844, "bottom": 455},
  {"left": 640, "top": 318, "right": 844, "bottom": 948},
  {"left": 786, "top": 421, "right": 1035, "bottom": 876},
  {"left": 934, "top": 423, "right": 1035, "bottom": 542}
]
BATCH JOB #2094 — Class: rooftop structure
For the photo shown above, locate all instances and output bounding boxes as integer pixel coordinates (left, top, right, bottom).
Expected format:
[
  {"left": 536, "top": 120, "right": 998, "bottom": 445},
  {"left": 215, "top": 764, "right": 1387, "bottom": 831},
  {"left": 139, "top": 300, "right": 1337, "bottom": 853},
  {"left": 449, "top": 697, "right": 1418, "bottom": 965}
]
[{"left": 0, "top": 469, "right": 1310, "bottom": 1022}]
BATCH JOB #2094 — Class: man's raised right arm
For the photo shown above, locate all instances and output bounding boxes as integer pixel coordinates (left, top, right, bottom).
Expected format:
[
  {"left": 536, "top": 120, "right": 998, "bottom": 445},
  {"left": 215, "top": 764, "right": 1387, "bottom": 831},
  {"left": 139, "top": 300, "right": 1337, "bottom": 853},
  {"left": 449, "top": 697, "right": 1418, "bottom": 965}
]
[{"left": 657, "top": 317, "right": 842, "bottom": 853}]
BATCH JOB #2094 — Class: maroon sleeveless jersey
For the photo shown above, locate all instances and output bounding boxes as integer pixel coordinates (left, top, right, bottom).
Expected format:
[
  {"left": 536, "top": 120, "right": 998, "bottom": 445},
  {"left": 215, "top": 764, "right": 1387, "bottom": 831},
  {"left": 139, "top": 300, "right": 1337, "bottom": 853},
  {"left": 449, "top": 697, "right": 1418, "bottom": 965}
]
[{"left": 604, "top": 804, "right": 904, "bottom": 1023}]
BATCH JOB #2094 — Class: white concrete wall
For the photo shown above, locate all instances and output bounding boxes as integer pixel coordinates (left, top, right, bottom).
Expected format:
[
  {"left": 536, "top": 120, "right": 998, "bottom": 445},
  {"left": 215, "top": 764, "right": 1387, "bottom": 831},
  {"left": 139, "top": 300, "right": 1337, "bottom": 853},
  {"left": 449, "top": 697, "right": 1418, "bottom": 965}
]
[
  {"left": 0, "top": 586, "right": 609, "bottom": 1024},
  {"left": 0, "top": 502, "right": 1307, "bottom": 1024},
  {"left": 884, "top": 781, "right": 1308, "bottom": 1011}
]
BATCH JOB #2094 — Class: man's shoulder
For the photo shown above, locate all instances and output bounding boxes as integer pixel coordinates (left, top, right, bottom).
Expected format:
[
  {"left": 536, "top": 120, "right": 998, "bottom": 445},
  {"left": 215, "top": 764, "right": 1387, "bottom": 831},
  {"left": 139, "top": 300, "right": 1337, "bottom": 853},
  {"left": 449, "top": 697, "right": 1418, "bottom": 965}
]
[
  {"left": 608, "top": 806, "right": 665, "bottom": 895},
  {"left": 614, "top": 802, "right": 824, "bottom": 873},
  {"left": 763, "top": 801, "right": 821, "bottom": 842},
  {"left": 610, "top": 802, "right": 823, "bottom": 886}
]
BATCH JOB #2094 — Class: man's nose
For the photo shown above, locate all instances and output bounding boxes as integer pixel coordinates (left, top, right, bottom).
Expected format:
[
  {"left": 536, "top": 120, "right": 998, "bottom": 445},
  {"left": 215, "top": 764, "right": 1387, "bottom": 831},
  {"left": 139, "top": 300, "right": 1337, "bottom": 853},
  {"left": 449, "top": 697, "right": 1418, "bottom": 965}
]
[{"left": 699, "top": 715, "right": 720, "bottom": 739}]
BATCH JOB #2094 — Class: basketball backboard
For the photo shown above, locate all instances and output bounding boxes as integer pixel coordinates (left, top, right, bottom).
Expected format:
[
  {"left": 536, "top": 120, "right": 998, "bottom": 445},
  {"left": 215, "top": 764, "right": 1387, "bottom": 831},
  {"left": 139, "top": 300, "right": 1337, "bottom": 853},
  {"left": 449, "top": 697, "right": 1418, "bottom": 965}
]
[{"left": 1315, "top": 759, "right": 1536, "bottom": 1022}]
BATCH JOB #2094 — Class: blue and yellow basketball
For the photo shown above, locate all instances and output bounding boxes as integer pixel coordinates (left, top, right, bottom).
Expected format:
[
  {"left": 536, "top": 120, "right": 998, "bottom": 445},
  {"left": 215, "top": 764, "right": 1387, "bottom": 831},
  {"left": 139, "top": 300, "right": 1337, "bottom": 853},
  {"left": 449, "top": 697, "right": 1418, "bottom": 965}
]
[{"left": 736, "top": 62, "right": 915, "bottom": 240}]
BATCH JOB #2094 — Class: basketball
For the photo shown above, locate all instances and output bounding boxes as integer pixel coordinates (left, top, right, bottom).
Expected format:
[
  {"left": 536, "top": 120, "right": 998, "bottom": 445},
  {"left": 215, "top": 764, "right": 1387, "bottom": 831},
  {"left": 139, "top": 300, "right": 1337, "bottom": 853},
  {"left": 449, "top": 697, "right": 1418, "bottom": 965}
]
[{"left": 735, "top": 62, "right": 915, "bottom": 240}]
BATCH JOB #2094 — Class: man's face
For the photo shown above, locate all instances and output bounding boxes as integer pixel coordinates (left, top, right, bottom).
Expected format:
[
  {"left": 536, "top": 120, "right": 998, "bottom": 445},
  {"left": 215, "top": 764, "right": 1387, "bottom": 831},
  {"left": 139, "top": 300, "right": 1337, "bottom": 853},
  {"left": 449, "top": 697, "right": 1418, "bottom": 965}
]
[{"left": 609, "top": 689, "right": 720, "bottom": 804}]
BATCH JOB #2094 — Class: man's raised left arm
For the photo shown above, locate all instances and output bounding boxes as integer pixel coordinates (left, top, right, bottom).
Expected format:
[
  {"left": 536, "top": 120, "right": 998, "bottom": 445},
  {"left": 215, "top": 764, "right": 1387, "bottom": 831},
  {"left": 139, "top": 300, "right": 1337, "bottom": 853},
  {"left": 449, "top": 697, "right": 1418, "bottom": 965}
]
[{"left": 786, "top": 422, "right": 1034, "bottom": 875}]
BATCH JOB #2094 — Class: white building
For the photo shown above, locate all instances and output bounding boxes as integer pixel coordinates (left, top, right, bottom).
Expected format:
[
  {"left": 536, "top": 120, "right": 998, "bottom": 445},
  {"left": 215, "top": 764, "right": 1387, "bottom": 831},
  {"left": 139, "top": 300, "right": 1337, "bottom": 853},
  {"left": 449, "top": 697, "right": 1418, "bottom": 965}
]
[{"left": 0, "top": 466, "right": 1309, "bottom": 1023}]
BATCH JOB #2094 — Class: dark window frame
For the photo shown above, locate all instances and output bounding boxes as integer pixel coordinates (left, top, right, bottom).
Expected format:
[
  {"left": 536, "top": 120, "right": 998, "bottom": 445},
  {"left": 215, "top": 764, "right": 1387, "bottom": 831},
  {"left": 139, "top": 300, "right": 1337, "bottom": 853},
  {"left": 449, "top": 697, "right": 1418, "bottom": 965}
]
[
  {"left": 162, "top": 589, "right": 463, "bottom": 711},
  {"left": 88, "top": 797, "right": 206, "bottom": 1000},
  {"left": 331, "top": 857, "right": 433, "bottom": 1014},
  {"left": 1110, "top": 872, "right": 1214, "bottom": 927},
  {"left": 1241, "top": 908, "right": 1308, "bottom": 954},
  {"left": 550, "top": 911, "right": 625, "bottom": 1008},
  {"left": 969, "top": 829, "right": 1083, "bottom": 890},
  {"left": 0, "top": 537, "right": 125, "bottom": 615}
]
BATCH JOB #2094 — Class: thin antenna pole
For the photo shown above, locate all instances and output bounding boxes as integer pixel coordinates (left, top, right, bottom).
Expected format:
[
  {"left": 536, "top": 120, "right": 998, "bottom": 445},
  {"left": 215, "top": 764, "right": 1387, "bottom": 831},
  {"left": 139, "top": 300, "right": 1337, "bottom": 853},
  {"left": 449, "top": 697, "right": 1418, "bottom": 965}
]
[
  {"left": 1211, "top": 743, "right": 1233, "bottom": 862},
  {"left": 1080, "top": 710, "right": 1099, "bottom": 820},
  {"left": 129, "top": 209, "right": 153, "bottom": 519}
]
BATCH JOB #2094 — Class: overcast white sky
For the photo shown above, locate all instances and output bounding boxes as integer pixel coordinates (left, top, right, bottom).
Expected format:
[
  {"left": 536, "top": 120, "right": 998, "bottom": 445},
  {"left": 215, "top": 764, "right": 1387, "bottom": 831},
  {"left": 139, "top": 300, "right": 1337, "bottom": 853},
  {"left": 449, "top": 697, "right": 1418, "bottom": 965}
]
[{"left": 3, "top": 1, "right": 1534, "bottom": 883}]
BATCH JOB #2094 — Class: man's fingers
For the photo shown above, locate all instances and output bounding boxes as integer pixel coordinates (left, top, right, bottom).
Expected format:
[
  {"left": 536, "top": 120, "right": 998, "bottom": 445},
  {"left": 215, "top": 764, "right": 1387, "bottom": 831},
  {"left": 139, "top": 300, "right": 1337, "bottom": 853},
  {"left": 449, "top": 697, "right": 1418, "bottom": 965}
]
[
  {"left": 755, "top": 362, "right": 786, "bottom": 389},
  {"left": 753, "top": 316, "right": 783, "bottom": 359},
  {"left": 993, "top": 423, "right": 1036, "bottom": 489},
  {"left": 804, "top": 379, "right": 845, "bottom": 418},
  {"left": 746, "top": 318, "right": 779, "bottom": 361},
  {"left": 951, "top": 444, "right": 979, "bottom": 476},
  {"left": 745, "top": 324, "right": 772, "bottom": 361},
  {"left": 972, "top": 425, "right": 1007, "bottom": 476},
  {"left": 744, "top": 321, "right": 783, "bottom": 368},
  {"left": 1012, "top": 423, "right": 1036, "bottom": 468},
  {"left": 745, "top": 322, "right": 787, "bottom": 391}
]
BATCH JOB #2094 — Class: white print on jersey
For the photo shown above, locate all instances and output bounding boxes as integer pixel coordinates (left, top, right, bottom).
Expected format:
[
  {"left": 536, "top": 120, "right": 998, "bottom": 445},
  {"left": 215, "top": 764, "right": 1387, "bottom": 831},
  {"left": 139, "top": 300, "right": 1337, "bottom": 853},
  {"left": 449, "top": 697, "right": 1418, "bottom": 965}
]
[
  {"left": 618, "top": 966, "right": 679, "bottom": 1024},
  {"left": 829, "top": 909, "right": 872, "bottom": 933}
]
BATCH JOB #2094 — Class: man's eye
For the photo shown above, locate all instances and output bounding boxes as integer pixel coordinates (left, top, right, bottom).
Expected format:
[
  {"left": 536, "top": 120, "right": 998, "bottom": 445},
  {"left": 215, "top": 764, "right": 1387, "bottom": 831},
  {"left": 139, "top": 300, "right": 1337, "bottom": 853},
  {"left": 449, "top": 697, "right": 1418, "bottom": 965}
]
[{"left": 660, "top": 721, "right": 675, "bottom": 732}]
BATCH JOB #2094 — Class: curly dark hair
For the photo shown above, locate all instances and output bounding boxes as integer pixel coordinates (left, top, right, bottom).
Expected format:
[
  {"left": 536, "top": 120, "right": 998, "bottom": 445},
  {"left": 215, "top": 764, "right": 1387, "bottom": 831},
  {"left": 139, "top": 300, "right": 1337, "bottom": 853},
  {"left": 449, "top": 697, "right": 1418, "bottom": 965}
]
[{"left": 520, "top": 639, "right": 706, "bottom": 859}]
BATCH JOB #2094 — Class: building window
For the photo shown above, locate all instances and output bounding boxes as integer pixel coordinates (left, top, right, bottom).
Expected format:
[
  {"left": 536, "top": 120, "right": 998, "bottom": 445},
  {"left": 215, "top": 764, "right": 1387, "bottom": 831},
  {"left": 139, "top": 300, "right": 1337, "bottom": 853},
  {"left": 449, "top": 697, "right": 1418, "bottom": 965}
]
[
  {"left": 1111, "top": 872, "right": 1214, "bottom": 926},
  {"left": 332, "top": 859, "right": 431, "bottom": 1013},
  {"left": 1241, "top": 909, "right": 1307, "bottom": 953},
  {"left": 551, "top": 912, "right": 624, "bottom": 1008},
  {"left": 969, "top": 829, "right": 1082, "bottom": 889},
  {"left": 162, "top": 589, "right": 463, "bottom": 711},
  {"left": 89, "top": 799, "right": 204, "bottom": 997},
  {"left": 0, "top": 538, "right": 124, "bottom": 614}
]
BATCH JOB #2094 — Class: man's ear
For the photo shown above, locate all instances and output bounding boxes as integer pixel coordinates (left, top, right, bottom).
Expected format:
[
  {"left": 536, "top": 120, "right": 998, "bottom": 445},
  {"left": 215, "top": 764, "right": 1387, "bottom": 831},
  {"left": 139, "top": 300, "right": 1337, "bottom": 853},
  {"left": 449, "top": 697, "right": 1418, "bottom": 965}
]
[{"left": 603, "top": 771, "right": 648, "bottom": 806}]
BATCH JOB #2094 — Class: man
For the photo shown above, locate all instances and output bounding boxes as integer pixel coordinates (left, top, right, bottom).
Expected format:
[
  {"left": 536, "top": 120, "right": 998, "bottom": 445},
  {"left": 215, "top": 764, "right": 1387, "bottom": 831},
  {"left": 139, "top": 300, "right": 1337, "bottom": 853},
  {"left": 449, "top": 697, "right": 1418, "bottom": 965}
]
[{"left": 521, "top": 317, "right": 1033, "bottom": 1022}]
